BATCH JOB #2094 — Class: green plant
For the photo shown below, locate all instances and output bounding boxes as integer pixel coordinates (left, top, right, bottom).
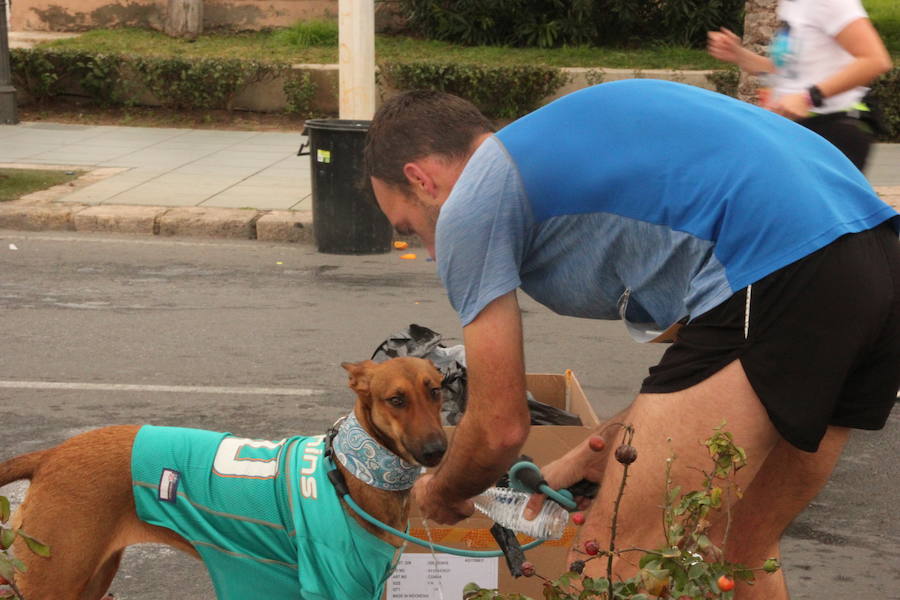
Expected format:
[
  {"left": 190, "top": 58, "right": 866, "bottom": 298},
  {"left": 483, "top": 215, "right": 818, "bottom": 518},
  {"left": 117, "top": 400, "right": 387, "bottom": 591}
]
[
  {"left": 464, "top": 425, "right": 780, "bottom": 599},
  {"left": 868, "top": 67, "right": 900, "bottom": 141},
  {"left": 74, "top": 52, "right": 125, "bottom": 106},
  {"left": 397, "top": 0, "right": 744, "bottom": 49},
  {"left": 133, "top": 56, "right": 239, "bottom": 110},
  {"left": 706, "top": 67, "right": 740, "bottom": 98},
  {"left": 1, "top": 495, "right": 51, "bottom": 599},
  {"left": 283, "top": 71, "right": 318, "bottom": 116},
  {"left": 584, "top": 68, "right": 606, "bottom": 86},
  {"left": 9, "top": 49, "right": 62, "bottom": 103},
  {"left": 273, "top": 19, "right": 339, "bottom": 48},
  {"left": 9, "top": 49, "right": 125, "bottom": 106},
  {"left": 132, "top": 57, "right": 277, "bottom": 110},
  {"left": 379, "top": 62, "right": 568, "bottom": 119}
]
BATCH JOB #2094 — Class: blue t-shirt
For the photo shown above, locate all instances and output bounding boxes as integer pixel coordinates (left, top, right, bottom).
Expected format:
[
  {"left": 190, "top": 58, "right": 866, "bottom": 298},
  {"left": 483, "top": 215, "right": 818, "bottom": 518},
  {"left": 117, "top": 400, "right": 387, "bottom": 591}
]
[{"left": 436, "top": 79, "right": 898, "bottom": 338}]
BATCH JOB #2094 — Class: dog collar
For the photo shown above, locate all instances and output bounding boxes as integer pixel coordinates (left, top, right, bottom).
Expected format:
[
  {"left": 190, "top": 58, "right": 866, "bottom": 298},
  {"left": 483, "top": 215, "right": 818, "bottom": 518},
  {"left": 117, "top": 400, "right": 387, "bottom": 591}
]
[{"left": 331, "top": 412, "right": 420, "bottom": 491}]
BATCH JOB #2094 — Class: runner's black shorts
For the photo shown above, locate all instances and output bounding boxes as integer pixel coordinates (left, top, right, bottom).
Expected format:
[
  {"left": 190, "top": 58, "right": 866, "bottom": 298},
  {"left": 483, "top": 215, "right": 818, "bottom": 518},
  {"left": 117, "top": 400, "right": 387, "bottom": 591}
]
[{"left": 641, "top": 222, "right": 900, "bottom": 452}]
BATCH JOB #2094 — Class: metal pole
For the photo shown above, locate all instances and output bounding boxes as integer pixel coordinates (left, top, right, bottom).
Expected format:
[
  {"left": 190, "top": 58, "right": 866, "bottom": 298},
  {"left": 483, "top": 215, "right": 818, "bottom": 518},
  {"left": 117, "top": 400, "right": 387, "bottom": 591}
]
[{"left": 0, "top": 0, "right": 19, "bottom": 124}]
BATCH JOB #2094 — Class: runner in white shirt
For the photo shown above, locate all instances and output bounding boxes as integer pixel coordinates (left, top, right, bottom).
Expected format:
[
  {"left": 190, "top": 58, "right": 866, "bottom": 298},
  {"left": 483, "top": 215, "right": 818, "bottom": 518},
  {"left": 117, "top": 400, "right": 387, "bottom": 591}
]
[{"left": 708, "top": 0, "right": 892, "bottom": 170}]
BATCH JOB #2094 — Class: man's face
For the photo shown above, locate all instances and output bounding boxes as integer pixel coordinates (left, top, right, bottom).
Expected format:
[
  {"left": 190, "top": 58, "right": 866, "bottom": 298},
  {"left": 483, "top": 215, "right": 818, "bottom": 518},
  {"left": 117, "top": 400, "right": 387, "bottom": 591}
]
[{"left": 371, "top": 178, "right": 440, "bottom": 259}]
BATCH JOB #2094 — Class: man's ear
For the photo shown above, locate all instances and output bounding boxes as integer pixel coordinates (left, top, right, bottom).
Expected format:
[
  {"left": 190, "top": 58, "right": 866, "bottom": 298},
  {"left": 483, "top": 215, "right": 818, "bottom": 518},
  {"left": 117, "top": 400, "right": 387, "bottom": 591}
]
[{"left": 402, "top": 162, "right": 436, "bottom": 197}]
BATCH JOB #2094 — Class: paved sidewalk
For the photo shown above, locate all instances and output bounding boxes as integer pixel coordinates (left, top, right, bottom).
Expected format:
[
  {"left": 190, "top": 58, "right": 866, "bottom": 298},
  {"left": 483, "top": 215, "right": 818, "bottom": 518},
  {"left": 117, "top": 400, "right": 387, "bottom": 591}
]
[
  {"left": 0, "top": 122, "right": 310, "bottom": 210},
  {"left": 0, "top": 121, "right": 898, "bottom": 243}
]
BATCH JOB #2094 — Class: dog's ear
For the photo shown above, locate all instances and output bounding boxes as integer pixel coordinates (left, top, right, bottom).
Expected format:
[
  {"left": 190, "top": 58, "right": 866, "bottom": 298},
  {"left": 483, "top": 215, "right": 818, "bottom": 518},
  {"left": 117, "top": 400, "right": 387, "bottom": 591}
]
[
  {"left": 425, "top": 358, "right": 445, "bottom": 384},
  {"left": 341, "top": 360, "right": 377, "bottom": 396}
]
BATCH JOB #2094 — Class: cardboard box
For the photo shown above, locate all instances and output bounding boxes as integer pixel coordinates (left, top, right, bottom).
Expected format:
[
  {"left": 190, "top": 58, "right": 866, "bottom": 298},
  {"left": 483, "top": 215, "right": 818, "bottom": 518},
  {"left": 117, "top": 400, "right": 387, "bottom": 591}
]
[{"left": 385, "top": 370, "right": 600, "bottom": 600}]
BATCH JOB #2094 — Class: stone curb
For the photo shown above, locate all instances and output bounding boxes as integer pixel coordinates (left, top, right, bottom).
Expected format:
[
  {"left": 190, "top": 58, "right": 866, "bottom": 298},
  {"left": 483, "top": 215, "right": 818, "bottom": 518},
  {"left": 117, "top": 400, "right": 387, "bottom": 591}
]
[
  {"left": 1, "top": 190, "right": 896, "bottom": 245},
  {"left": 0, "top": 199, "right": 318, "bottom": 243}
]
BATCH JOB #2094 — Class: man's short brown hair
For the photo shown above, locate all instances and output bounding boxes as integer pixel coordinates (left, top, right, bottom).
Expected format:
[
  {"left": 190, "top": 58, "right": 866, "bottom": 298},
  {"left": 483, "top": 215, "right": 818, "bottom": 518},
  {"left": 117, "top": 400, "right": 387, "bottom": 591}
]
[{"left": 364, "top": 90, "right": 495, "bottom": 188}]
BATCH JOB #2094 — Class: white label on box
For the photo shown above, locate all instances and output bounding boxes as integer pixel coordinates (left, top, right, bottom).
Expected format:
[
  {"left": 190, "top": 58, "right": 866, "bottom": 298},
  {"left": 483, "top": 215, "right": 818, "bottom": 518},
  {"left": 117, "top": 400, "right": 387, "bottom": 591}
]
[{"left": 387, "top": 553, "right": 498, "bottom": 599}]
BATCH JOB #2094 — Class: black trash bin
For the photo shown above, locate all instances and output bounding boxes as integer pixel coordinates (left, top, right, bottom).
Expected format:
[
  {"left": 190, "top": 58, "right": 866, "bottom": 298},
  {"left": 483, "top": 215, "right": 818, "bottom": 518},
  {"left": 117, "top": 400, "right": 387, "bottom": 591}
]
[{"left": 299, "top": 119, "right": 393, "bottom": 255}]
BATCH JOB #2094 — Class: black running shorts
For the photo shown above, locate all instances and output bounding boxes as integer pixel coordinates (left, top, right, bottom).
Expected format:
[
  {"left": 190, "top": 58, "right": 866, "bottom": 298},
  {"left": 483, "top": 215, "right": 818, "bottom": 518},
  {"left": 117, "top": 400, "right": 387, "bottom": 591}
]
[{"left": 641, "top": 222, "right": 900, "bottom": 452}]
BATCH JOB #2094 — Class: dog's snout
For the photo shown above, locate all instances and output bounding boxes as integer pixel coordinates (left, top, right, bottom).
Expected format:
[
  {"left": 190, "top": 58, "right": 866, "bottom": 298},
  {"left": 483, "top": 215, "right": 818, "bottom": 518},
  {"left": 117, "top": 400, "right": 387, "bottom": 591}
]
[{"left": 419, "top": 436, "right": 447, "bottom": 467}]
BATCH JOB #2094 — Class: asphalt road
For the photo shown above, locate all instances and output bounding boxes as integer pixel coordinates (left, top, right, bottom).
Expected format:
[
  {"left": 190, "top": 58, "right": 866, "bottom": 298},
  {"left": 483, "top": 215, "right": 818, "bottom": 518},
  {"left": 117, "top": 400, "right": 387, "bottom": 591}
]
[{"left": 0, "top": 231, "right": 896, "bottom": 599}]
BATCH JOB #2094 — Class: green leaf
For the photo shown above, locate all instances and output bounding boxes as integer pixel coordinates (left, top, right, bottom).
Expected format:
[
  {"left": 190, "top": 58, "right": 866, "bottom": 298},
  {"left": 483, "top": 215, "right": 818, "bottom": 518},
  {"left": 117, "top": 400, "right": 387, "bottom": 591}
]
[
  {"left": 463, "top": 582, "right": 483, "bottom": 594},
  {"left": 666, "top": 485, "right": 682, "bottom": 504},
  {"left": 0, "top": 558, "right": 16, "bottom": 582},
  {"left": 19, "top": 532, "right": 50, "bottom": 557},
  {"left": 0, "top": 497, "right": 9, "bottom": 523},
  {"left": 583, "top": 576, "right": 609, "bottom": 593},
  {"left": 638, "top": 553, "right": 658, "bottom": 568},
  {"left": 660, "top": 546, "right": 681, "bottom": 559},
  {"left": 688, "top": 562, "right": 707, "bottom": 580},
  {"left": 0, "top": 529, "right": 14, "bottom": 551}
]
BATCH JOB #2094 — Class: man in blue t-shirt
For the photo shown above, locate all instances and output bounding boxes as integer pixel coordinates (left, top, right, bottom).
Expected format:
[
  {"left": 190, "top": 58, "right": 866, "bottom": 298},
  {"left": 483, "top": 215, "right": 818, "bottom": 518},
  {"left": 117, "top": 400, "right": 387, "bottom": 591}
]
[{"left": 363, "top": 80, "right": 899, "bottom": 599}]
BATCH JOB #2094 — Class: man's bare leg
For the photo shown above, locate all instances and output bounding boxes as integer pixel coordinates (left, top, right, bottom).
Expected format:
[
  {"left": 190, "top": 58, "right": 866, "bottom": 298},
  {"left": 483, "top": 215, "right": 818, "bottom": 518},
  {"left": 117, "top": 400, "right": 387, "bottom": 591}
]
[
  {"left": 713, "top": 426, "right": 849, "bottom": 597},
  {"left": 576, "top": 361, "right": 782, "bottom": 586}
]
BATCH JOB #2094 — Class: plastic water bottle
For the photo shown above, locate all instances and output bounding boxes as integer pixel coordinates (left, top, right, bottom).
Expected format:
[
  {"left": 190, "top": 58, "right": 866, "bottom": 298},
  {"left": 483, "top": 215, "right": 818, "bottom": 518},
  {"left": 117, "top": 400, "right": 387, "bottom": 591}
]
[{"left": 473, "top": 487, "right": 569, "bottom": 539}]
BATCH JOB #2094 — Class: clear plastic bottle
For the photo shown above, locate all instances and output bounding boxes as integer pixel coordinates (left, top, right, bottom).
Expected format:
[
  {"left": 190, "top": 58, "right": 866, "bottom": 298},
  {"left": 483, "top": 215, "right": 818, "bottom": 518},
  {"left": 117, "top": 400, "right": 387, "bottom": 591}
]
[{"left": 473, "top": 487, "right": 569, "bottom": 540}]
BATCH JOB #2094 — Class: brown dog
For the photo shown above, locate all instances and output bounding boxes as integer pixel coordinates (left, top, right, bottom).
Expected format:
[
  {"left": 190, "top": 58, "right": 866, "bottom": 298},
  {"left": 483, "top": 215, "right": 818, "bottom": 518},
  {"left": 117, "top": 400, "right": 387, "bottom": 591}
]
[{"left": 0, "top": 357, "right": 447, "bottom": 599}]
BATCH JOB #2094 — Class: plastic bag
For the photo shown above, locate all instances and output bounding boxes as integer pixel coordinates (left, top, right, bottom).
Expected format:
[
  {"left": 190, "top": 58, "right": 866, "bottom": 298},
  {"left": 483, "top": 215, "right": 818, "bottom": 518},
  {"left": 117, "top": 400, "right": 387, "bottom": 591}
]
[
  {"left": 371, "top": 324, "right": 582, "bottom": 426},
  {"left": 371, "top": 324, "right": 468, "bottom": 425}
]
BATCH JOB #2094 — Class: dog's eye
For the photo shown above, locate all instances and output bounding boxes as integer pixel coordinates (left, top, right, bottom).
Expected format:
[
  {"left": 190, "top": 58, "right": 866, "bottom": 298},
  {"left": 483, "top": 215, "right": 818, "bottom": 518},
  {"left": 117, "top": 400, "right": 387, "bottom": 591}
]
[
  {"left": 387, "top": 395, "right": 405, "bottom": 408},
  {"left": 430, "top": 387, "right": 442, "bottom": 401}
]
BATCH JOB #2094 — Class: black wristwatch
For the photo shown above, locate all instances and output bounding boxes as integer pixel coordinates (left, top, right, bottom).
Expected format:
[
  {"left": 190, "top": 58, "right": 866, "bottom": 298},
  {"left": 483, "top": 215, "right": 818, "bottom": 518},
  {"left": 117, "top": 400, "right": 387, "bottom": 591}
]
[{"left": 807, "top": 85, "right": 825, "bottom": 108}]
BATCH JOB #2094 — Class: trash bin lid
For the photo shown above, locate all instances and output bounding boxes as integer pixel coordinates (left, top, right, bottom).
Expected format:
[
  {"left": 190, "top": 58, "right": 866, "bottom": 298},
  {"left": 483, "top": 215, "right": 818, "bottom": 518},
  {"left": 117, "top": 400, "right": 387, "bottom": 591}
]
[{"left": 302, "top": 119, "right": 371, "bottom": 135}]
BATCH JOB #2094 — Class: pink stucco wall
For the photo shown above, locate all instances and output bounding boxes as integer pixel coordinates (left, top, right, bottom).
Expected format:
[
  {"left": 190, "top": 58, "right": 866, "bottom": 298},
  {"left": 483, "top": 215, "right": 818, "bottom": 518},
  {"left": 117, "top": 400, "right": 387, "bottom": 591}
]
[{"left": 8, "top": 0, "right": 399, "bottom": 32}]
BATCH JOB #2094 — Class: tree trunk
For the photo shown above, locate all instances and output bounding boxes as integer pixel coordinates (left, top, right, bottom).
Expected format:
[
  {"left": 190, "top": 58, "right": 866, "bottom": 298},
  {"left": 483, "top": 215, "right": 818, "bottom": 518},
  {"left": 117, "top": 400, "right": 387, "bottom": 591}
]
[
  {"left": 738, "top": 0, "right": 778, "bottom": 102},
  {"left": 165, "top": 0, "right": 203, "bottom": 40}
]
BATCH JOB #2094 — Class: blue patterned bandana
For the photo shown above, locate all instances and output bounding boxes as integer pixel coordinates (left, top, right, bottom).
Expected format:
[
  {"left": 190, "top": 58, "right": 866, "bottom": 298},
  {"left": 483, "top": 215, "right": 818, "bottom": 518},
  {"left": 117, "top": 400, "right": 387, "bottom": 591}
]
[{"left": 332, "top": 412, "right": 421, "bottom": 491}]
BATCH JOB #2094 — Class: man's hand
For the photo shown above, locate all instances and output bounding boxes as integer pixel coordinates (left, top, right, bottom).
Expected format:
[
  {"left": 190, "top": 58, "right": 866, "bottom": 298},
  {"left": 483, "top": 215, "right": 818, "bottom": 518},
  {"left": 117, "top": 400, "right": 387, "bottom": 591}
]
[
  {"left": 523, "top": 435, "right": 608, "bottom": 520},
  {"left": 412, "top": 473, "right": 475, "bottom": 525}
]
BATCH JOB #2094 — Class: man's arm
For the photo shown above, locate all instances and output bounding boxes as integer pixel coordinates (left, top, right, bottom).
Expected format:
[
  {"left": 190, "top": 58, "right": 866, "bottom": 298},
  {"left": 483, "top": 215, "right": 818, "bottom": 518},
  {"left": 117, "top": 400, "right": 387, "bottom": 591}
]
[{"left": 413, "top": 291, "right": 531, "bottom": 523}]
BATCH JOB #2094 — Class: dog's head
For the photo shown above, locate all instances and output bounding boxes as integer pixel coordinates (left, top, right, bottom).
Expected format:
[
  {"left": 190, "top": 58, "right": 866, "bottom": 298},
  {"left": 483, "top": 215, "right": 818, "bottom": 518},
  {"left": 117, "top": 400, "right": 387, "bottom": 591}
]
[{"left": 341, "top": 357, "right": 447, "bottom": 468}]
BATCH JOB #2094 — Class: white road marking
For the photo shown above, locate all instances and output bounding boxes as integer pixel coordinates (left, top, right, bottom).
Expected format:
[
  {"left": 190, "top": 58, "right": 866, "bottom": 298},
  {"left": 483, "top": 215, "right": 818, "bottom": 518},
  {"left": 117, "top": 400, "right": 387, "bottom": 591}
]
[{"left": 0, "top": 380, "right": 324, "bottom": 396}]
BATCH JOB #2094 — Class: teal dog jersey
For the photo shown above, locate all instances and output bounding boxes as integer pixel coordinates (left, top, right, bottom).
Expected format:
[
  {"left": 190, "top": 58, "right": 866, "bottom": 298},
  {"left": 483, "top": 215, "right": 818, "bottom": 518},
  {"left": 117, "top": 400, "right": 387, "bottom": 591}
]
[{"left": 131, "top": 425, "right": 401, "bottom": 599}]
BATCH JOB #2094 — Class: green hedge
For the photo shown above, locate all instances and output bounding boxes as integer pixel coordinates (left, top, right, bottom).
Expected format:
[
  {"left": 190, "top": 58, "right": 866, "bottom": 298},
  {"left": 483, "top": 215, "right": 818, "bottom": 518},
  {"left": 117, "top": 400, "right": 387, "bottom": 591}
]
[
  {"left": 868, "top": 67, "right": 900, "bottom": 141},
  {"left": 378, "top": 62, "right": 569, "bottom": 119},
  {"left": 9, "top": 48, "right": 900, "bottom": 140},
  {"left": 9, "top": 48, "right": 318, "bottom": 116},
  {"left": 397, "top": 0, "right": 744, "bottom": 49}
]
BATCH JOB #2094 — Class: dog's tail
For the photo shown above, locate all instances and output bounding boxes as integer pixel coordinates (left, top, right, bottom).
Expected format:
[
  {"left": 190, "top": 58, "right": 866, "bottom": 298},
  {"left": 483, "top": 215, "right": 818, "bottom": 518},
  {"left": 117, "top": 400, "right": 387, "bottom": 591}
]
[{"left": 0, "top": 450, "right": 47, "bottom": 486}]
